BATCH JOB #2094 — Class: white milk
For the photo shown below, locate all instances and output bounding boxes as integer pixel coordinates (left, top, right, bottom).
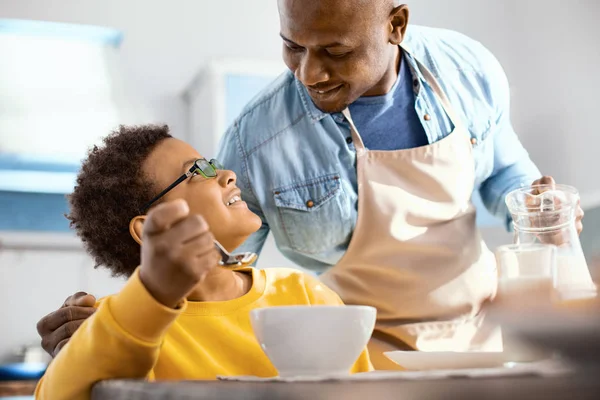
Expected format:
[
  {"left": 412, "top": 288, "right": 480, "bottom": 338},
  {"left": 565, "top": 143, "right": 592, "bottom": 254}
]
[
  {"left": 496, "top": 276, "right": 554, "bottom": 305},
  {"left": 555, "top": 253, "right": 594, "bottom": 287},
  {"left": 554, "top": 253, "right": 597, "bottom": 299}
]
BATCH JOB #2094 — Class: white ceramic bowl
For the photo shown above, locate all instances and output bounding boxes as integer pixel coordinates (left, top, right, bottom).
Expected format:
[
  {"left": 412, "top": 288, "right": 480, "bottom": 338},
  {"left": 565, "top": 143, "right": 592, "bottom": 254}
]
[{"left": 250, "top": 305, "right": 376, "bottom": 377}]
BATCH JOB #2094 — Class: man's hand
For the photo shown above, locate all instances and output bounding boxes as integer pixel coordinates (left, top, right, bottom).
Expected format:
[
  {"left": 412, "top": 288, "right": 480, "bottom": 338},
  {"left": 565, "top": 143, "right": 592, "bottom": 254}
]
[
  {"left": 529, "top": 176, "right": 584, "bottom": 245},
  {"left": 139, "top": 199, "right": 220, "bottom": 308},
  {"left": 37, "top": 292, "right": 97, "bottom": 358}
]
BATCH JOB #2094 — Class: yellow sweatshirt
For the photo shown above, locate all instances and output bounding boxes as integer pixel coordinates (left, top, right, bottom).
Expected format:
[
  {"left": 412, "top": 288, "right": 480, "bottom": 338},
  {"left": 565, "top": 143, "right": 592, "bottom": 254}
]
[{"left": 35, "top": 267, "right": 372, "bottom": 399}]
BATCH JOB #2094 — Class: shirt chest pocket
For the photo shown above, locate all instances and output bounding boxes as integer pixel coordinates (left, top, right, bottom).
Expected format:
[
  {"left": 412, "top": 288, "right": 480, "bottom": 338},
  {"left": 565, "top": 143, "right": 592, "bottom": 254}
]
[{"left": 273, "top": 174, "right": 353, "bottom": 255}]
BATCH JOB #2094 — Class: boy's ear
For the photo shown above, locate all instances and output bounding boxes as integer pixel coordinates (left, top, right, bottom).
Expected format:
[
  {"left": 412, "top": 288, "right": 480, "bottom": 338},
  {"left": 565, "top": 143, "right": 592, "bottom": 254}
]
[{"left": 129, "top": 215, "right": 146, "bottom": 245}]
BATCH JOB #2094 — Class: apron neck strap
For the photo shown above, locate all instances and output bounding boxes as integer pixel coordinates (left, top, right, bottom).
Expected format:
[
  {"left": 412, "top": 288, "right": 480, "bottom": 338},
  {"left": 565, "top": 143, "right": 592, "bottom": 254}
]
[
  {"left": 342, "top": 44, "right": 464, "bottom": 151},
  {"left": 341, "top": 108, "right": 366, "bottom": 153},
  {"left": 400, "top": 44, "right": 463, "bottom": 128}
]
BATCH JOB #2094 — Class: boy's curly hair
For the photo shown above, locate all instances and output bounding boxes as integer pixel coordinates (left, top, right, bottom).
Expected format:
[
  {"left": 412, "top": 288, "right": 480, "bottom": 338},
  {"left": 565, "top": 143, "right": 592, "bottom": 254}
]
[{"left": 67, "top": 124, "right": 172, "bottom": 277}]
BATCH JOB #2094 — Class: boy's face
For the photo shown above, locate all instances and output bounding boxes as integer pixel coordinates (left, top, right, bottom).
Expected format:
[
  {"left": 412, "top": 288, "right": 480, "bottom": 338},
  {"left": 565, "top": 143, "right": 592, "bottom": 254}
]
[{"left": 142, "top": 138, "right": 262, "bottom": 251}]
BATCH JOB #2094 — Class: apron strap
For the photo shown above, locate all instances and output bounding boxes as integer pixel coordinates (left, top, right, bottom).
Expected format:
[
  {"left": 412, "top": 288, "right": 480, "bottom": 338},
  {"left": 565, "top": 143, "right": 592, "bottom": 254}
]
[
  {"left": 341, "top": 108, "right": 367, "bottom": 154},
  {"left": 342, "top": 44, "right": 465, "bottom": 151},
  {"left": 401, "top": 44, "right": 464, "bottom": 130},
  {"left": 415, "top": 63, "right": 463, "bottom": 130}
]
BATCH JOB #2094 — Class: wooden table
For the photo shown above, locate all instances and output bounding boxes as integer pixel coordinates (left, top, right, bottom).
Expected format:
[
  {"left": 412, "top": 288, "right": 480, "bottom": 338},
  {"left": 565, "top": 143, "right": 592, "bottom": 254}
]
[
  {"left": 91, "top": 301, "right": 600, "bottom": 399},
  {"left": 0, "top": 380, "right": 38, "bottom": 397},
  {"left": 93, "top": 372, "right": 600, "bottom": 400}
]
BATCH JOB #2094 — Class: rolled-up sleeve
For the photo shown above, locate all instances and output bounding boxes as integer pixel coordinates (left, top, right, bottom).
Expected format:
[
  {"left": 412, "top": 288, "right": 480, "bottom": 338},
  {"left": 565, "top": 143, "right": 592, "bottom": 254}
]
[{"left": 476, "top": 45, "right": 541, "bottom": 230}]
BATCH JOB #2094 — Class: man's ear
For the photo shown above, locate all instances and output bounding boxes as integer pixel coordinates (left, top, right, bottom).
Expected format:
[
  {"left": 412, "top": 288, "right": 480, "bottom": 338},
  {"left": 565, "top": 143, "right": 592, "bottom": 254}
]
[
  {"left": 389, "top": 4, "right": 409, "bottom": 45},
  {"left": 129, "top": 215, "right": 146, "bottom": 245}
]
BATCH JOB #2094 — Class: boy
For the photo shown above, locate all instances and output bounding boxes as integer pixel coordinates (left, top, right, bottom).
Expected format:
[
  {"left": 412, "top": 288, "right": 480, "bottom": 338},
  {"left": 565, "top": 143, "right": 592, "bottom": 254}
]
[{"left": 35, "top": 124, "right": 371, "bottom": 399}]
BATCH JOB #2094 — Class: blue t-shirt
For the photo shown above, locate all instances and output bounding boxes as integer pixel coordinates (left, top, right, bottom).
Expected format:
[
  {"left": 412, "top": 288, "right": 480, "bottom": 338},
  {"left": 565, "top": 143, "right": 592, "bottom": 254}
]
[{"left": 348, "top": 54, "right": 428, "bottom": 150}]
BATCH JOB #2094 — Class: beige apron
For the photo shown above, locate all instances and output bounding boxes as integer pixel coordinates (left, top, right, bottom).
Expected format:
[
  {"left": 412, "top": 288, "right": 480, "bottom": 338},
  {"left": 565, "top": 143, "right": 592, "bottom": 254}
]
[{"left": 320, "top": 48, "right": 499, "bottom": 370}]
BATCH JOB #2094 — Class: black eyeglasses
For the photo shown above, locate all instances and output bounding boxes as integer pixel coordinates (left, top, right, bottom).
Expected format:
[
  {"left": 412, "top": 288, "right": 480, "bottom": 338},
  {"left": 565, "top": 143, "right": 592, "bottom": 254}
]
[{"left": 140, "top": 158, "right": 223, "bottom": 213}]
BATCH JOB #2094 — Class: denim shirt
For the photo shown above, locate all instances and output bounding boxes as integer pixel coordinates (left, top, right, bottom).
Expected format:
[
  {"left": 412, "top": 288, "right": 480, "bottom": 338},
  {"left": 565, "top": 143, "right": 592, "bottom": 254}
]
[{"left": 217, "top": 25, "right": 541, "bottom": 273}]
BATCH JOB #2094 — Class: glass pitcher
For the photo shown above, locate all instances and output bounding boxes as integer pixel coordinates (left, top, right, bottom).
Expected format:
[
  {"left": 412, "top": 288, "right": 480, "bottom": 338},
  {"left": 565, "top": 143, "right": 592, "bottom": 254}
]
[{"left": 505, "top": 184, "right": 597, "bottom": 301}]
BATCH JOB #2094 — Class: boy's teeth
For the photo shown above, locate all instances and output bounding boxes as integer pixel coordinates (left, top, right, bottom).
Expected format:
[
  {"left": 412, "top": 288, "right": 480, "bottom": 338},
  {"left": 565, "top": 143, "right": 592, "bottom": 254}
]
[{"left": 227, "top": 196, "right": 241, "bottom": 206}]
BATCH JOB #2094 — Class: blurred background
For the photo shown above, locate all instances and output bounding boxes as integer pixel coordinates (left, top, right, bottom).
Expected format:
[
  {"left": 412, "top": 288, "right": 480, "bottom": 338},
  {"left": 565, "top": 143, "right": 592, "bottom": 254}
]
[{"left": 0, "top": 0, "right": 598, "bottom": 367}]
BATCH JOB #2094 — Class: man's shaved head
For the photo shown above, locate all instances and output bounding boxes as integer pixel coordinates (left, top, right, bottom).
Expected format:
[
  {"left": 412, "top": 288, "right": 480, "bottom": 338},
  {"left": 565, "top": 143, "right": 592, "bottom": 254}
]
[
  {"left": 279, "top": 0, "right": 400, "bottom": 18},
  {"left": 278, "top": 0, "right": 409, "bottom": 112}
]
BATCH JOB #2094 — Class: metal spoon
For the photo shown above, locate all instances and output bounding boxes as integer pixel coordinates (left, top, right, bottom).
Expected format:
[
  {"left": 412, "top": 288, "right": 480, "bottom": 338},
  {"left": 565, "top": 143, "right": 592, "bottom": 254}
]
[{"left": 214, "top": 240, "right": 257, "bottom": 267}]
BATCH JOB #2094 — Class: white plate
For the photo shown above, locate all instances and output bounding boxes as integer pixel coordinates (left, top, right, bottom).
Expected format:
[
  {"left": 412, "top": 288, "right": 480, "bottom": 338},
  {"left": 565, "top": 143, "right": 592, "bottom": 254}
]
[{"left": 384, "top": 351, "right": 509, "bottom": 371}]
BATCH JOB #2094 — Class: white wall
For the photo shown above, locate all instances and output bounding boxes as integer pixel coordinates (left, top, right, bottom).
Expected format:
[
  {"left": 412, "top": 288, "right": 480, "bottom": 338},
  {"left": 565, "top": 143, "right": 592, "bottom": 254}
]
[
  {"left": 409, "top": 0, "right": 600, "bottom": 196},
  {"left": 0, "top": 0, "right": 282, "bottom": 140},
  {"left": 0, "top": 0, "right": 598, "bottom": 361},
  {"left": 0, "top": 233, "right": 126, "bottom": 361},
  {"left": 509, "top": 1, "right": 600, "bottom": 194},
  {"left": 1, "top": 0, "right": 596, "bottom": 189}
]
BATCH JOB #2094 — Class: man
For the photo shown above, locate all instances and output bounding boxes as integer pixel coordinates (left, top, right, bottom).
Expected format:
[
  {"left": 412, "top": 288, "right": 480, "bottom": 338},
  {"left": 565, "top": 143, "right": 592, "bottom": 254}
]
[{"left": 37, "top": 0, "right": 583, "bottom": 369}]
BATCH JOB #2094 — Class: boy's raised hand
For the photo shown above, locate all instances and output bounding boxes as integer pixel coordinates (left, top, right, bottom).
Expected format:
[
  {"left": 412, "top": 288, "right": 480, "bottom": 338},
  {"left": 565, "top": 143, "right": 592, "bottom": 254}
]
[{"left": 139, "top": 199, "right": 220, "bottom": 308}]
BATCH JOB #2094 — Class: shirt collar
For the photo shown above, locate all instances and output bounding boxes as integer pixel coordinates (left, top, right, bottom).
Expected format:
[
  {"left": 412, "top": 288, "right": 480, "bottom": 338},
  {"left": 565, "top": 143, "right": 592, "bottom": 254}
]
[{"left": 294, "top": 73, "right": 329, "bottom": 122}]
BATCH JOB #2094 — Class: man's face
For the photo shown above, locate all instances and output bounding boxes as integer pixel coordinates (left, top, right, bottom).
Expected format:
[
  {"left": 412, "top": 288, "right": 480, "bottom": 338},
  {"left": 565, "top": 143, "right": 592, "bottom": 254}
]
[{"left": 278, "top": 0, "right": 407, "bottom": 113}]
